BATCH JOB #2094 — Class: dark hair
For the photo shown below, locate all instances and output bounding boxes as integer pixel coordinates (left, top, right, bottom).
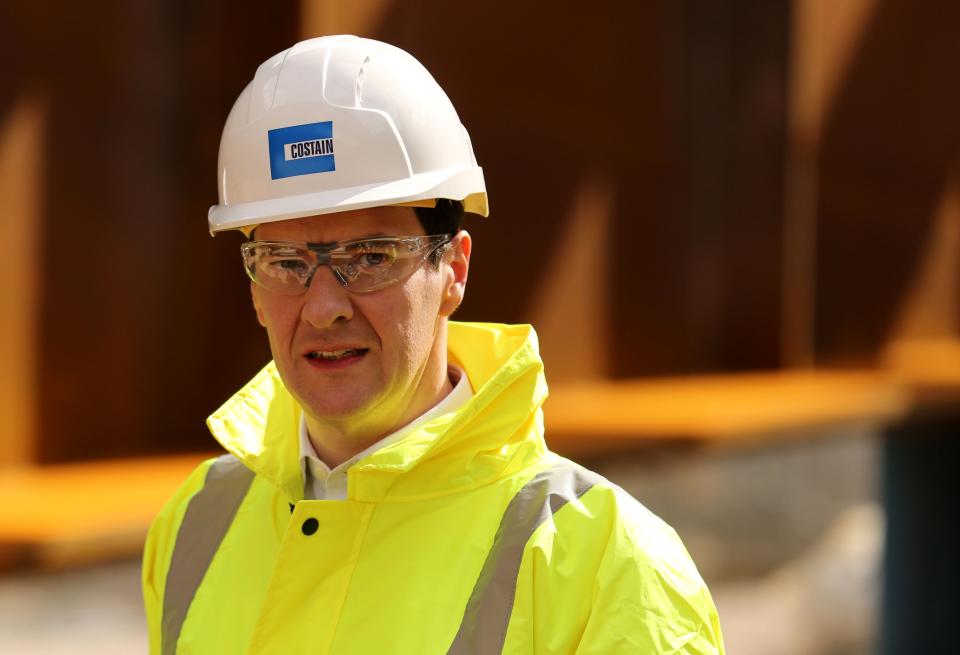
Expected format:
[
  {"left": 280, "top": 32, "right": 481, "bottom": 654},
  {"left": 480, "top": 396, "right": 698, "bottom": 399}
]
[
  {"left": 414, "top": 199, "right": 465, "bottom": 265},
  {"left": 414, "top": 198, "right": 465, "bottom": 236}
]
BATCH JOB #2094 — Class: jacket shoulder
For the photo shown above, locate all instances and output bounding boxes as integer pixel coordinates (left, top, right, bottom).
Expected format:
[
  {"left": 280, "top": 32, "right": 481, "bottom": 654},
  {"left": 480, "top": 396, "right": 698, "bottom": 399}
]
[
  {"left": 506, "top": 456, "right": 725, "bottom": 654},
  {"left": 141, "top": 455, "right": 231, "bottom": 654}
]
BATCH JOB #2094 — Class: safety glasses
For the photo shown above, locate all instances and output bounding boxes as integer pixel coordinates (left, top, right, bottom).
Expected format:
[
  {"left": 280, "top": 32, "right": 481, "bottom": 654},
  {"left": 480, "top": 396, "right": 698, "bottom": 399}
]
[{"left": 241, "top": 234, "right": 452, "bottom": 295}]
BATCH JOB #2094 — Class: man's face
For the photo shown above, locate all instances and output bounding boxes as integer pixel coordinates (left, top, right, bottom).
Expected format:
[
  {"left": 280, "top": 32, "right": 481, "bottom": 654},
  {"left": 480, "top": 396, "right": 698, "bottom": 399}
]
[{"left": 250, "top": 205, "right": 469, "bottom": 434}]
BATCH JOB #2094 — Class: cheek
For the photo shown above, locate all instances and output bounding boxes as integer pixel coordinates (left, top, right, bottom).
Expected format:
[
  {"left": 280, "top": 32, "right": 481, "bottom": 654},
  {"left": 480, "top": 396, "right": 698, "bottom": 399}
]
[
  {"left": 379, "top": 277, "right": 444, "bottom": 369},
  {"left": 256, "top": 296, "right": 301, "bottom": 349}
]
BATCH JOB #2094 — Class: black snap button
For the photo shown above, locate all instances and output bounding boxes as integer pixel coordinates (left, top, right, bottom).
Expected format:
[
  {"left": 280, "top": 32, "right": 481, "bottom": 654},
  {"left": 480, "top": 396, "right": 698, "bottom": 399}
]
[{"left": 301, "top": 518, "right": 319, "bottom": 535}]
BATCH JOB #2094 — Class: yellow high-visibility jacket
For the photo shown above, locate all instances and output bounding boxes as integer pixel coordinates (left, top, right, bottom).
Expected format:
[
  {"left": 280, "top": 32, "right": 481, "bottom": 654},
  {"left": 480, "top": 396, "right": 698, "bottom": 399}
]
[{"left": 143, "top": 322, "right": 725, "bottom": 654}]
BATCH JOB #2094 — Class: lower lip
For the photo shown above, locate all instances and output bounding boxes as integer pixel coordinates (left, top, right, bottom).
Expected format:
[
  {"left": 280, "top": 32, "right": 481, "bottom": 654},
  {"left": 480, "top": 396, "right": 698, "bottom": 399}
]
[{"left": 304, "top": 350, "right": 367, "bottom": 370}]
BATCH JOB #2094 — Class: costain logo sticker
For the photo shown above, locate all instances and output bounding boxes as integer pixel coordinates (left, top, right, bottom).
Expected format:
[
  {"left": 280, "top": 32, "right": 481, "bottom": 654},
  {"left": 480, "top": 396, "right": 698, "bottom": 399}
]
[{"left": 268, "top": 121, "right": 336, "bottom": 180}]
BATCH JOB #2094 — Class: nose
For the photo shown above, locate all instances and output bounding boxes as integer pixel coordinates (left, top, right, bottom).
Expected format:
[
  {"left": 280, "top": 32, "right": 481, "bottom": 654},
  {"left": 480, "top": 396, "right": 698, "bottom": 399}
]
[{"left": 300, "top": 264, "right": 354, "bottom": 328}]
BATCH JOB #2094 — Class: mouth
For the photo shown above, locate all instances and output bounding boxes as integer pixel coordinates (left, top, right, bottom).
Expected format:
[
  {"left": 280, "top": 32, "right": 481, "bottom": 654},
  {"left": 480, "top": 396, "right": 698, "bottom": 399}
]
[
  {"left": 303, "top": 347, "right": 369, "bottom": 369},
  {"left": 305, "top": 348, "right": 368, "bottom": 361}
]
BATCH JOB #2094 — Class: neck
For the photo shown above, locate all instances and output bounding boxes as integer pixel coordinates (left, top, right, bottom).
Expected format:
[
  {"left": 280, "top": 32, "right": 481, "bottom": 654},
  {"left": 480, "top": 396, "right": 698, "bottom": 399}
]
[{"left": 304, "top": 344, "right": 454, "bottom": 468}]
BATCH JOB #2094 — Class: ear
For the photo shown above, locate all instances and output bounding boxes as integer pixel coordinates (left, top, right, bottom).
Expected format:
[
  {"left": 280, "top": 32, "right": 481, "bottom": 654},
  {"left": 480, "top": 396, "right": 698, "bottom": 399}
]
[
  {"left": 439, "top": 230, "right": 471, "bottom": 317},
  {"left": 251, "top": 281, "right": 267, "bottom": 327}
]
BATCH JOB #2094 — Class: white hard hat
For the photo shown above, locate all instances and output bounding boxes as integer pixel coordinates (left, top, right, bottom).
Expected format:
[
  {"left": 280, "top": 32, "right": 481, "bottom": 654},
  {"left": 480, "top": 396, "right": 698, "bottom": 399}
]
[{"left": 209, "top": 35, "right": 488, "bottom": 234}]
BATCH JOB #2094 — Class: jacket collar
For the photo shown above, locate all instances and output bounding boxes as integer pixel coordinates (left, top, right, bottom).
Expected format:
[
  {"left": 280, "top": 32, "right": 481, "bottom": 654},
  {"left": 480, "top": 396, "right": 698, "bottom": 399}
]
[{"left": 206, "top": 322, "right": 548, "bottom": 503}]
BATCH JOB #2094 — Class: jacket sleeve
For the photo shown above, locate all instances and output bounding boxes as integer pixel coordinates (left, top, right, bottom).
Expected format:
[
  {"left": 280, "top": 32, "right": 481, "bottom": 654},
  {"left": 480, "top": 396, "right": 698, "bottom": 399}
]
[
  {"left": 505, "top": 483, "right": 725, "bottom": 655},
  {"left": 141, "top": 459, "right": 217, "bottom": 655}
]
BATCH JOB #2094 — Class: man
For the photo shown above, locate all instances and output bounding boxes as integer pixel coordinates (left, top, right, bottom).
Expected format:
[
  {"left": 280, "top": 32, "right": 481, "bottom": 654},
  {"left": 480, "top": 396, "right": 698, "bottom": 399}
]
[{"left": 143, "top": 35, "right": 725, "bottom": 654}]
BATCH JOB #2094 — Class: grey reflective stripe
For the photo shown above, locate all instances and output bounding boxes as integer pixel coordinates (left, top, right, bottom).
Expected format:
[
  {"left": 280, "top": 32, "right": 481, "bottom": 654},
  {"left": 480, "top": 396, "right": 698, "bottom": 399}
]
[
  {"left": 447, "top": 462, "right": 602, "bottom": 655},
  {"left": 162, "top": 454, "right": 255, "bottom": 655}
]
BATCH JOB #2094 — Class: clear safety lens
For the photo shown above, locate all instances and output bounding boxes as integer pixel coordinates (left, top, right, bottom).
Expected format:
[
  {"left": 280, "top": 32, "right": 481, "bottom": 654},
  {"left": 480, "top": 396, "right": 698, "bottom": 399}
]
[{"left": 241, "top": 235, "right": 451, "bottom": 295}]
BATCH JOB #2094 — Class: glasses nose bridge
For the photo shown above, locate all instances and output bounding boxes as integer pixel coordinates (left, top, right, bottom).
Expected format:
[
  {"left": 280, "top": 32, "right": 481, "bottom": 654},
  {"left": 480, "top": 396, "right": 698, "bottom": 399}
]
[{"left": 303, "top": 248, "right": 348, "bottom": 290}]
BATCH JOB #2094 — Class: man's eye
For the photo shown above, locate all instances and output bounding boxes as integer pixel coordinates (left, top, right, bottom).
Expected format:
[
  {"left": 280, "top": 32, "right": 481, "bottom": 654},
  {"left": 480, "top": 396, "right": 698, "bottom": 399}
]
[
  {"left": 360, "top": 252, "right": 390, "bottom": 266},
  {"left": 347, "top": 245, "right": 397, "bottom": 268},
  {"left": 266, "top": 258, "right": 308, "bottom": 276}
]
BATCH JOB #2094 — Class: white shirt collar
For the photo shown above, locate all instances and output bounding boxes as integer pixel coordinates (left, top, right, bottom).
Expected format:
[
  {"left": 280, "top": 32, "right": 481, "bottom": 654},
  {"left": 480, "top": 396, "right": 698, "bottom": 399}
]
[{"left": 298, "top": 367, "right": 472, "bottom": 500}]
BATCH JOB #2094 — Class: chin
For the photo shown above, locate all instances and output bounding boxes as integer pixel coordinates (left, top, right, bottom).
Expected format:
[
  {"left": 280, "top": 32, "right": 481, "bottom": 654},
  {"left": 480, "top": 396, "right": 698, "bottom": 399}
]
[{"left": 296, "top": 389, "right": 376, "bottom": 422}]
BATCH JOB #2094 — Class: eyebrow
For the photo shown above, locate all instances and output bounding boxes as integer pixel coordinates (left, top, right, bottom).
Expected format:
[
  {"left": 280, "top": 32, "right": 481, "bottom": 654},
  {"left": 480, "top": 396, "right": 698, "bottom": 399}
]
[
  {"left": 307, "top": 233, "right": 393, "bottom": 248},
  {"left": 251, "top": 232, "right": 395, "bottom": 247}
]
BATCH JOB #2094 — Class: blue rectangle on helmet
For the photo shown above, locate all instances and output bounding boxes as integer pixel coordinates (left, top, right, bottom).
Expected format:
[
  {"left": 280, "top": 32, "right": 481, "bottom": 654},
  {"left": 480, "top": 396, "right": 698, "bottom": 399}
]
[{"left": 268, "top": 121, "right": 336, "bottom": 179}]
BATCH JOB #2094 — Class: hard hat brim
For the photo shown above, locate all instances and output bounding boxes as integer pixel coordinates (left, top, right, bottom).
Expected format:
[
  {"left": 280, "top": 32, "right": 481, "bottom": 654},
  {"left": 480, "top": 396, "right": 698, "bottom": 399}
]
[{"left": 209, "top": 167, "right": 488, "bottom": 234}]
